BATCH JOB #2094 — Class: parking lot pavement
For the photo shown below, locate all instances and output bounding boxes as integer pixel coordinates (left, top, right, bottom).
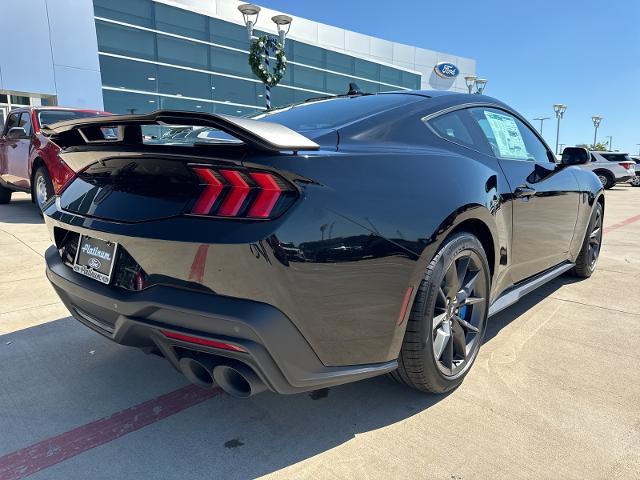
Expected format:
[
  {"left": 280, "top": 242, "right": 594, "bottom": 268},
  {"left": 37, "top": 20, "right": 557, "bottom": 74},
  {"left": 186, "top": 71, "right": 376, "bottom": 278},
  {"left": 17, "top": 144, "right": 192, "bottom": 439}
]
[{"left": 1, "top": 188, "right": 639, "bottom": 480}]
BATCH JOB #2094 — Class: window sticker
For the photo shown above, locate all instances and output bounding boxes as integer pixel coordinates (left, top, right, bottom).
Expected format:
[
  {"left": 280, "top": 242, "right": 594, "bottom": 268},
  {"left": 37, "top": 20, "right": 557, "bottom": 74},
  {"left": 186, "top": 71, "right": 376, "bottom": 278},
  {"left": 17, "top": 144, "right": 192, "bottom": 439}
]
[{"left": 484, "top": 111, "right": 529, "bottom": 159}]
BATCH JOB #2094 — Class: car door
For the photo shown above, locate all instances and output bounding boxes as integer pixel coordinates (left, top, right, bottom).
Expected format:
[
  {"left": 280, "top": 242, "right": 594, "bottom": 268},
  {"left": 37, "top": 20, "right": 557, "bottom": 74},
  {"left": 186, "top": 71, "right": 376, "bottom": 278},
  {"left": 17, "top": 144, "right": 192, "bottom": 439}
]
[
  {"left": 469, "top": 107, "right": 581, "bottom": 283},
  {"left": 6, "top": 111, "right": 33, "bottom": 189},
  {"left": 0, "top": 111, "right": 22, "bottom": 187}
]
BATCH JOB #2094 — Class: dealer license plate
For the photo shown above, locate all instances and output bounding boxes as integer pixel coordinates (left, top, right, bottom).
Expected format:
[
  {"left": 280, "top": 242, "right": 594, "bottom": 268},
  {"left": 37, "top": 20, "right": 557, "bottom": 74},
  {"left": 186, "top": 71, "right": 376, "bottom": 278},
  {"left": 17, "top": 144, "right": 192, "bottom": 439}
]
[{"left": 73, "top": 235, "right": 118, "bottom": 284}]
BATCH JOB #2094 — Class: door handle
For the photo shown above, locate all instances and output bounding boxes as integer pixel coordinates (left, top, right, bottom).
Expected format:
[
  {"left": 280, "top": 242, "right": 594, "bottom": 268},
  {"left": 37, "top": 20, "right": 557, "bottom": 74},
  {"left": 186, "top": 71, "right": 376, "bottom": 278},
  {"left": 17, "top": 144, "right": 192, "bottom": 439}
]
[{"left": 514, "top": 185, "right": 536, "bottom": 198}]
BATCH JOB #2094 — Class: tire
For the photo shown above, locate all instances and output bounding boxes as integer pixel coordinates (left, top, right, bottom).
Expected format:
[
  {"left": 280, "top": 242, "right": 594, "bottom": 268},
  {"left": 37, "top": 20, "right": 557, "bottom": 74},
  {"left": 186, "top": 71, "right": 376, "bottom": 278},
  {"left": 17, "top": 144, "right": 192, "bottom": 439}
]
[
  {"left": 32, "top": 166, "right": 54, "bottom": 216},
  {"left": 390, "top": 232, "right": 490, "bottom": 394},
  {"left": 570, "top": 202, "right": 603, "bottom": 278},
  {"left": 595, "top": 171, "right": 614, "bottom": 190},
  {"left": 0, "top": 183, "right": 11, "bottom": 204},
  {"left": 630, "top": 176, "right": 640, "bottom": 187}
]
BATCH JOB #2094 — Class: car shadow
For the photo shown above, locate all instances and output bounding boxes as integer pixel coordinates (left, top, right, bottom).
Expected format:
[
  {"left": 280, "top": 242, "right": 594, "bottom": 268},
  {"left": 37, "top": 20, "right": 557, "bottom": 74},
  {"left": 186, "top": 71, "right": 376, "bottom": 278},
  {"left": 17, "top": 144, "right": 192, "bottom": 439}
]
[
  {"left": 0, "top": 275, "right": 582, "bottom": 479},
  {"left": 483, "top": 273, "right": 581, "bottom": 344},
  {"left": 0, "top": 196, "right": 43, "bottom": 225}
]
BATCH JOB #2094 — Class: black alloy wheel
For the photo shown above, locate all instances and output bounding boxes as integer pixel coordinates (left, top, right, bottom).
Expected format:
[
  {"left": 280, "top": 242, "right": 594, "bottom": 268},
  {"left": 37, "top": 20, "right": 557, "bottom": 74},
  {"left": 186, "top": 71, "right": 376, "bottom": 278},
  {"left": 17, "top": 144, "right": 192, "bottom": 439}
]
[
  {"left": 587, "top": 207, "right": 603, "bottom": 270},
  {"left": 570, "top": 202, "right": 603, "bottom": 278},
  {"left": 391, "top": 232, "right": 490, "bottom": 393},
  {"left": 432, "top": 249, "right": 488, "bottom": 378}
]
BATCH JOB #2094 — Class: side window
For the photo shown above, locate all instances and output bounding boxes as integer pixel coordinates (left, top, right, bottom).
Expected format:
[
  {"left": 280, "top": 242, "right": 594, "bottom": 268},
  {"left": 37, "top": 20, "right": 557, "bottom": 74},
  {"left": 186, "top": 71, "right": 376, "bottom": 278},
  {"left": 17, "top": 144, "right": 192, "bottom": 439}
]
[
  {"left": 426, "top": 110, "right": 491, "bottom": 154},
  {"left": 4, "top": 112, "right": 20, "bottom": 135},
  {"left": 18, "top": 112, "right": 33, "bottom": 136},
  {"left": 470, "top": 108, "right": 551, "bottom": 163}
]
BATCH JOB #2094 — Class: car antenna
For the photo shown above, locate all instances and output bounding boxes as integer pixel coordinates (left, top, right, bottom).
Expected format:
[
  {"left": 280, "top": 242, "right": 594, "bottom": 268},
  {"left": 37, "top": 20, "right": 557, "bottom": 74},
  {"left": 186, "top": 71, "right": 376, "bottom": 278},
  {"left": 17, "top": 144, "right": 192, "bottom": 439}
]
[{"left": 347, "top": 82, "right": 363, "bottom": 95}]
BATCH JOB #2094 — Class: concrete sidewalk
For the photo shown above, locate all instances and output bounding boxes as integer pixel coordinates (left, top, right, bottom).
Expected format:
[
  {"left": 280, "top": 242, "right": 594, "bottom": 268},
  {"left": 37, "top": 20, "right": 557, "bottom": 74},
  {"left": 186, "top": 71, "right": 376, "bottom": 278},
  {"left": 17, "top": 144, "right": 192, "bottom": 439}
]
[{"left": 1, "top": 190, "right": 639, "bottom": 479}]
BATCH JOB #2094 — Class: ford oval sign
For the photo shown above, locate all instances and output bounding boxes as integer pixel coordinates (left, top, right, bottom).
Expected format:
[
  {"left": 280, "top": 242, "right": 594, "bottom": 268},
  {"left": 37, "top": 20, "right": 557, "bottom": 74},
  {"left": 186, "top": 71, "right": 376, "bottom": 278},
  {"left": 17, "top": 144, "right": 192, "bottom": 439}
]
[
  {"left": 88, "top": 258, "right": 102, "bottom": 270},
  {"left": 434, "top": 62, "right": 459, "bottom": 79}
]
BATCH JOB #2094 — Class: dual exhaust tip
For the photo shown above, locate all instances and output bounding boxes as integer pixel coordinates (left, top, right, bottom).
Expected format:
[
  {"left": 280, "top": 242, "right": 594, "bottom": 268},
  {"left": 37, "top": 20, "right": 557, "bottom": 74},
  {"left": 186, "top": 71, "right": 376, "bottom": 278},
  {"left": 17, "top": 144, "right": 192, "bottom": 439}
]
[{"left": 179, "top": 356, "right": 266, "bottom": 398}]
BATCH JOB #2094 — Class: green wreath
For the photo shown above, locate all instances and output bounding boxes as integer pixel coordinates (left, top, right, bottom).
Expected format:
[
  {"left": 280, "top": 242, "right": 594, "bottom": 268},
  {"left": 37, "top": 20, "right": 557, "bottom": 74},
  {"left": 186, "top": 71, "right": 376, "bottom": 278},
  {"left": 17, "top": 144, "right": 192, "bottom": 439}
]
[{"left": 248, "top": 35, "right": 287, "bottom": 88}]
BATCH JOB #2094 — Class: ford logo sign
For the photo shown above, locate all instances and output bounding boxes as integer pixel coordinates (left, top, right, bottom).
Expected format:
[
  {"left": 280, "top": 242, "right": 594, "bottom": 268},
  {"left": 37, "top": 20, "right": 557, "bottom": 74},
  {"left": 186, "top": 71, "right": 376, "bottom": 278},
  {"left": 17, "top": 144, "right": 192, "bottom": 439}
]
[
  {"left": 88, "top": 258, "right": 102, "bottom": 270},
  {"left": 434, "top": 62, "right": 460, "bottom": 79}
]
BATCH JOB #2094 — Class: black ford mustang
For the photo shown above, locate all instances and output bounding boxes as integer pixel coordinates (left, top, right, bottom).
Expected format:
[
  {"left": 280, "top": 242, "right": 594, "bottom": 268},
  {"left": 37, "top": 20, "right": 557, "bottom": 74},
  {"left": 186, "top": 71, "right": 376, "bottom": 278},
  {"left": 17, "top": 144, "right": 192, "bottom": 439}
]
[{"left": 42, "top": 91, "right": 603, "bottom": 397}]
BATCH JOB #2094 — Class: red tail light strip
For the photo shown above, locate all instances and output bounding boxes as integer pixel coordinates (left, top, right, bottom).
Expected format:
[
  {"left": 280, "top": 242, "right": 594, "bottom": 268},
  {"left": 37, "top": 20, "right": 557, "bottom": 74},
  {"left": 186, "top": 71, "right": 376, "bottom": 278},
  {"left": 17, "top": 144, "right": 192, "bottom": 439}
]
[
  {"left": 218, "top": 170, "right": 250, "bottom": 216},
  {"left": 190, "top": 166, "right": 293, "bottom": 219},
  {"left": 192, "top": 168, "right": 224, "bottom": 215},
  {"left": 247, "top": 172, "right": 283, "bottom": 218},
  {"left": 160, "top": 330, "right": 247, "bottom": 353}
]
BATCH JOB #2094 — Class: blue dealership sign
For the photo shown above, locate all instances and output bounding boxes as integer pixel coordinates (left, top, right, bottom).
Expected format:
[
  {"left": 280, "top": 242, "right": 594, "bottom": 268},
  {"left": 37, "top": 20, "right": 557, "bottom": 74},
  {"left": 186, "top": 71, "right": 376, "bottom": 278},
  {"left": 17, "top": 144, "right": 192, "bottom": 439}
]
[{"left": 434, "top": 62, "right": 459, "bottom": 79}]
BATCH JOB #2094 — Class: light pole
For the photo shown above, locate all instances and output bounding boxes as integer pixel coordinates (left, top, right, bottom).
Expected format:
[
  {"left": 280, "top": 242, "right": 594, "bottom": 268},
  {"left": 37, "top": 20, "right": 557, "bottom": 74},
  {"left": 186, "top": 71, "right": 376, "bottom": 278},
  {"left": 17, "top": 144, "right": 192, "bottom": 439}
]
[
  {"left": 533, "top": 117, "right": 550, "bottom": 136},
  {"left": 591, "top": 115, "right": 602, "bottom": 149},
  {"left": 237, "top": 3, "right": 260, "bottom": 39},
  {"left": 475, "top": 79, "right": 488, "bottom": 94},
  {"left": 239, "top": 4, "right": 292, "bottom": 110},
  {"left": 464, "top": 76, "right": 488, "bottom": 94},
  {"left": 553, "top": 104, "right": 567, "bottom": 155},
  {"left": 558, "top": 143, "right": 566, "bottom": 153},
  {"left": 464, "top": 76, "right": 477, "bottom": 94},
  {"left": 272, "top": 14, "right": 292, "bottom": 46},
  {"left": 604, "top": 135, "right": 612, "bottom": 151}
]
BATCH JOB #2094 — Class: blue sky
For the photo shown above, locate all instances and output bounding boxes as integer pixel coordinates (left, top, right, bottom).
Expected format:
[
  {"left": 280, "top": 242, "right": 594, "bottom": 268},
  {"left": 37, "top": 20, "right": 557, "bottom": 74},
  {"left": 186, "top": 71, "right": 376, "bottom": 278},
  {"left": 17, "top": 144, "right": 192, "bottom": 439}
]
[{"left": 257, "top": 0, "right": 640, "bottom": 154}]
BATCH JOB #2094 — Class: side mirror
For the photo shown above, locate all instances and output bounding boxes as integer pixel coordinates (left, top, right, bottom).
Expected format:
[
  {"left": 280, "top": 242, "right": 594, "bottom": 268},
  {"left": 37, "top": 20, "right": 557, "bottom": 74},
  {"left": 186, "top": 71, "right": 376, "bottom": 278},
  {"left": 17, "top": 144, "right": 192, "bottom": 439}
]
[
  {"left": 561, "top": 147, "right": 590, "bottom": 166},
  {"left": 7, "top": 127, "right": 27, "bottom": 139}
]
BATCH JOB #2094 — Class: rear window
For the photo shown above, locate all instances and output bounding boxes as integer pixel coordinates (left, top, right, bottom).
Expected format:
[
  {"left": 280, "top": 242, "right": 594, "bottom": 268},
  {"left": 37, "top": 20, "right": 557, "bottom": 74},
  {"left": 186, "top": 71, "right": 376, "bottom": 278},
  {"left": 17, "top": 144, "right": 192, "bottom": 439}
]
[
  {"left": 142, "top": 94, "right": 423, "bottom": 145},
  {"left": 38, "top": 110, "right": 107, "bottom": 127},
  {"left": 251, "top": 94, "right": 423, "bottom": 131},
  {"left": 142, "top": 126, "right": 239, "bottom": 145},
  {"left": 601, "top": 153, "right": 632, "bottom": 162}
]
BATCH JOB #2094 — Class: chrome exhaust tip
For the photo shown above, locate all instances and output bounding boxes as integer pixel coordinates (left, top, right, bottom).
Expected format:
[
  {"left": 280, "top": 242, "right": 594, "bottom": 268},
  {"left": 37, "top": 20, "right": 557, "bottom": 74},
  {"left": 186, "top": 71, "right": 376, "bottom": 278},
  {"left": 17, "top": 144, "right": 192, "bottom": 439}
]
[
  {"left": 212, "top": 363, "right": 266, "bottom": 398},
  {"left": 179, "top": 357, "right": 216, "bottom": 389}
]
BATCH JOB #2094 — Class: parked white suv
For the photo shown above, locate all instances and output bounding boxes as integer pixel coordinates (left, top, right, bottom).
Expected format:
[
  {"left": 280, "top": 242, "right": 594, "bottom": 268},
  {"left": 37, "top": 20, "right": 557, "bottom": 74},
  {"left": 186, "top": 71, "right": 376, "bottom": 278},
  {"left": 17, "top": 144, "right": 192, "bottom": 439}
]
[
  {"left": 630, "top": 156, "right": 640, "bottom": 187},
  {"left": 578, "top": 151, "right": 636, "bottom": 189}
]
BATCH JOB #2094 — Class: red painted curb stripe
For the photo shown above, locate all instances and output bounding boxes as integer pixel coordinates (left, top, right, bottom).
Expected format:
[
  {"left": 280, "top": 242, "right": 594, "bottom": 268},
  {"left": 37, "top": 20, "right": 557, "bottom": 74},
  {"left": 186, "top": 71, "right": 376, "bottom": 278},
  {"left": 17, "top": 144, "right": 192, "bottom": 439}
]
[
  {"left": 188, "top": 244, "right": 209, "bottom": 284},
  {"left": 0, "top": 385, "right": 223, "bottom": 480},
  {"left": 604, "top": 213, "right": 640, "bottom": 234}
]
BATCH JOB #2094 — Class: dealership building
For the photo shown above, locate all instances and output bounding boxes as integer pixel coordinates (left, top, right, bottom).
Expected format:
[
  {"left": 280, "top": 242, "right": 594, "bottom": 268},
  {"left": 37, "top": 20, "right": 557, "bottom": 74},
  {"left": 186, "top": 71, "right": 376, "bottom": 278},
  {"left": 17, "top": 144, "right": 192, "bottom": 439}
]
[{"left": 0, "top": 0, "right": 476, "bottom": 123}]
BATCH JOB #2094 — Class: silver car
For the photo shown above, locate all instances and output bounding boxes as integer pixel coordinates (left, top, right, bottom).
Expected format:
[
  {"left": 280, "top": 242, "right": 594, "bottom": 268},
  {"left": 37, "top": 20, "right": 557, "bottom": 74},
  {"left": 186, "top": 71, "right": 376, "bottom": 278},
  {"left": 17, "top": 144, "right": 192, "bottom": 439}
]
[
  {"left": 579, "top": 151, "right": 636, "bottom": 189},
  {"left": 631, "top": 156, "right": 640, "bottom": 187}
]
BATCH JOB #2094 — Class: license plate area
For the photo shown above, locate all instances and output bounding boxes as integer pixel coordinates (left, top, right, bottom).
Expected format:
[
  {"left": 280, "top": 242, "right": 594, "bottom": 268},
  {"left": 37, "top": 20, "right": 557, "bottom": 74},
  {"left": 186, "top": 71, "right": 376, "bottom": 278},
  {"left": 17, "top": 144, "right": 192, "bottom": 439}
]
[{"left": 73, "top": 235, "right": 118, "bottom": 285}]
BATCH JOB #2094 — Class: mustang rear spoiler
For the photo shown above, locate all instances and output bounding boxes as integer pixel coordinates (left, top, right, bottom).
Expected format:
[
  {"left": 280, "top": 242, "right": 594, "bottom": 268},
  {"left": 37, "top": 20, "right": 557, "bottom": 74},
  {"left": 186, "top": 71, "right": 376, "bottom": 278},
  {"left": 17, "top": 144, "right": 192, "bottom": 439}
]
[{"left": 40, "top": 109, "right": 320, "bottom": 152}]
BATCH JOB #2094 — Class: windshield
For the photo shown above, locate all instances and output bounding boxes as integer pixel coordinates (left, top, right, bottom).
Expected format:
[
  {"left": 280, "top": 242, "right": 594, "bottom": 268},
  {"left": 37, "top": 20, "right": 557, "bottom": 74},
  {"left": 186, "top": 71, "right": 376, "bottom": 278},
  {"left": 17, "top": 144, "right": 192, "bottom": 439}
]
[
  {"left": 251, "top": 93, "right": 423, "bottom": 131},
  {"left": 38, "top": 110, "right": 107, "bottom": 127}
]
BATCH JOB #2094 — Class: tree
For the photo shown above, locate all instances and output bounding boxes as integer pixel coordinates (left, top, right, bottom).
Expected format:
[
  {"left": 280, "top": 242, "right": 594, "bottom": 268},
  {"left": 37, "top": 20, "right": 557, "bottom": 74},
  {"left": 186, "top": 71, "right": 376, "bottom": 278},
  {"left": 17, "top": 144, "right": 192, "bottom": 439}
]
[{"left": 577, "top": 142, "right": 610, "bottom": 151}]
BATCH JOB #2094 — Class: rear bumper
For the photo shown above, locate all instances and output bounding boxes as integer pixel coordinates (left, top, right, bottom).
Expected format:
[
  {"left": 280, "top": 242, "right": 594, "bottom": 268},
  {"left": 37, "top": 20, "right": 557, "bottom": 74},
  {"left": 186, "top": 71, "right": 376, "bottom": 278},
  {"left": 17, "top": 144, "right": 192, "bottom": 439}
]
[
  {"left": 45, "top": 246, "right": 396, "bottom": 394},
  {"left": 616, "top": 175, "right": 634, "bottom": 183}
]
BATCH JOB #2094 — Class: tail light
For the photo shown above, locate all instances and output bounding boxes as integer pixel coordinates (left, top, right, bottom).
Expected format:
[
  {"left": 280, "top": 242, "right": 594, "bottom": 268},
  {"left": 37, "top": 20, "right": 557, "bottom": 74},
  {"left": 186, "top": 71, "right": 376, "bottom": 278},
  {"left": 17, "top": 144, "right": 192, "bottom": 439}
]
[
  {"left": 619, "top": 162, "right": 634, "bottom": 170},
  {"left": 189, "top": 166, "right": 296, "bottom": 219},
  {"left": 160, "top": 330, "right": 247, "bottom": 353}
]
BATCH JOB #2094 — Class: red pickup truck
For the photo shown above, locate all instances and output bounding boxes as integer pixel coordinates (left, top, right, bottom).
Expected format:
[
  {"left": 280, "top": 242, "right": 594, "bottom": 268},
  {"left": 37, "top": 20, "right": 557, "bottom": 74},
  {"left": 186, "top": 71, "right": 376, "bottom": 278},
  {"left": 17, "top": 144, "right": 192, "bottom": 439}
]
[{"left": 0, "top": 107, "right": 109, "bottom": 213}]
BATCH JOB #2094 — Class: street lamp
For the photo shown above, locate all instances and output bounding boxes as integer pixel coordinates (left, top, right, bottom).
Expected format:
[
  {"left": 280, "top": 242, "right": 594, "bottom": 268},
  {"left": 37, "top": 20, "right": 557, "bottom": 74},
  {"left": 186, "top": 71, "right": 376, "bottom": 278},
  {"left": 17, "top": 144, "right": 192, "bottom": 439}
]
[
  {"left": 271, "top": 14, "right": 292, "bottom": 46},
  {"left": 464, "top": 76, "right": 487, "bottom": 94},
  {"left": 474, "top": 79, "right": 488, "bottom": 94},
  {"left": 604, "top": 135, "right": 612, "bottom": 151},
  {"left": 464, "top": 76, "right": 477, "bottom": 94},
  {"left": 553, "top": 104, "right": 567, "bottom": 155},
  {"left": 533, "top": 117, "right": 550, "bottom": 136},
  {"left": 239, "top": 6, "right": 293, "bottom": 110},
  {"left": 238, "top": 3, "right": 261, "bottom": 39},
  {"left": 591, "top": 115, "right": 602, "bottom": 149}
]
